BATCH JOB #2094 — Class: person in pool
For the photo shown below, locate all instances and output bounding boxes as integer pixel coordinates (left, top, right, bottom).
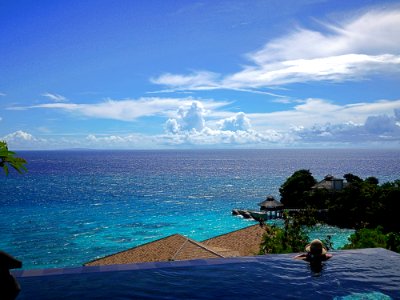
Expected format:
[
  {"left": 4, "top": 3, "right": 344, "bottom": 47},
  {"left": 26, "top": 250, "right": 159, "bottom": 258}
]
[{"left": 294, "top": 239, "right": 332, "bottom": 262}]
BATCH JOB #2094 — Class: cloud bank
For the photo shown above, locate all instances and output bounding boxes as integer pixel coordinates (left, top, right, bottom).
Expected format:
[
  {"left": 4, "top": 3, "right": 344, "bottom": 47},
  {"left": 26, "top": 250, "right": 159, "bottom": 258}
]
[{"left": 4, "top": 96, "right": 400, "bottom": 149}]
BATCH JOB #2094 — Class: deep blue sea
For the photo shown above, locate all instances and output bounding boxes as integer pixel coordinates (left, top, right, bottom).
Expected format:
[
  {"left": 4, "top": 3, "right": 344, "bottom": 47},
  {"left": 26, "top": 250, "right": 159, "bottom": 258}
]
[{"left": 1, "top": 149, "right": 399, "bottom": 270}]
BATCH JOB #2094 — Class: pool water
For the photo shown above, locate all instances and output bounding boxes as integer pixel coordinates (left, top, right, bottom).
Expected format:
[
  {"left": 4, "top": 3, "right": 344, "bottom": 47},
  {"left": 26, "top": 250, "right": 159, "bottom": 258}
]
[{"left": 15, "top": 248, "right": 399, "bottom": 299}]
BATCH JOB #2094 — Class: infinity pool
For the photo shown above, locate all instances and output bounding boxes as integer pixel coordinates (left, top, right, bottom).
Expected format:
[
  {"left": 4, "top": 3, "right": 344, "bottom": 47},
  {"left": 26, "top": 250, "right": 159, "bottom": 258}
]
[{"left": 15, "top": 248, "right": 399, "bottom": 299}]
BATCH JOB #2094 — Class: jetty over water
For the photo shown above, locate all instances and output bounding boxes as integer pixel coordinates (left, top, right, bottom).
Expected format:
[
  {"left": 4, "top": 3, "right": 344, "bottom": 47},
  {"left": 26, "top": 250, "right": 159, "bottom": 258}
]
[
  {"left": 232, "top": 208, "right": 329, "bottom": 221},
  {"left": 232, "top": 195, "right": 330, "bottom": 221}
]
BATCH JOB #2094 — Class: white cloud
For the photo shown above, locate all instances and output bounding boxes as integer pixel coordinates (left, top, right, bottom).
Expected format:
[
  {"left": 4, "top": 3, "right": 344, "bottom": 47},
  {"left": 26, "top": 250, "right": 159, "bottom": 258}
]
[
  {"left": 42, "top": 92, "right": 67, "bottom": 102},
  {"left": 2, "top": 131, "right": 47, "bottom": 149},
  {"left": 0, "top": 92, "right": 6, "bottom": 97},
  {"left": 218, "top": 112, "right": 251, "bottom": 131},
  {"left": 248, "top": 9, "right": 400, "bottom": 64},
  {"left": 161, "top": 128, "right": 287, "bottom": 146},
  {"left": 4, "top": 96, "right": 400, "bottom": 149},
  {"left": 85, "top": 134, "right": 157, "bottom": 148},
  {"left": 11, "top": 97, "right": 230, "bottom": 122},
  {"left": 152, "top": 7, "right": 400, "bottom": 91},
  {"left": 162, "top": 102, "right": 290, "bottom": 146},
  {"left": 294, "top": 113, "right": 400, "bottom": 144},
  {"left": 4, "top": 130, "right": 37, "bottom": 142},
  {"left": 165, "top": 102, "right": 206, "bottom": 133},
  {"left": 151, "top": 71, "right": 220, "bottom": 90},
  {"left": 224, "top": 54, "right": 400, "bottom": 87}
]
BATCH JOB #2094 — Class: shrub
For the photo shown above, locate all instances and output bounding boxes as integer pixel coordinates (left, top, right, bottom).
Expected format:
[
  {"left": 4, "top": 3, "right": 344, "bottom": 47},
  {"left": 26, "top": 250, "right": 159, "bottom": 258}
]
[{"left": 342, "top": 227, "right": 387, "bottom": 250}]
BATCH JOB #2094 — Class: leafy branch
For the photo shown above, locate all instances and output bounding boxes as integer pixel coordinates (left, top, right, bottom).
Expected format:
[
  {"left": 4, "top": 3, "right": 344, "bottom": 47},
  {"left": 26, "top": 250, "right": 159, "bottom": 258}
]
[{"left": 0, "top": 141, "right": 27, "bottom": 175}]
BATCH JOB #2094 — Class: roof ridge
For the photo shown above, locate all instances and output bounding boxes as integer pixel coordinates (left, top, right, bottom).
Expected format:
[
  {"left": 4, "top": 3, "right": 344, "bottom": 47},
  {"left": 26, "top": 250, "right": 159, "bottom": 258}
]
[{"left": 172, "top": 237, "right": 226, "bottom": 260}]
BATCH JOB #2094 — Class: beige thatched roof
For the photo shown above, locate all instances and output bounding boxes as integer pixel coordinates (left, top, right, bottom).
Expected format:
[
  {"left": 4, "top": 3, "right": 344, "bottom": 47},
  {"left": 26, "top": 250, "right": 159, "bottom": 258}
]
[
  {"left": 84, "top": 224, "right": 267, "bottom": 266},
  {"left": 84, "top": 234, "right": 237, "bottom": 266},
  {"left": 258, "top": 196, "right": 284, "bottom": 210},
  {"left": 202, "top": 224, "right": 266, "bottom": 256}
]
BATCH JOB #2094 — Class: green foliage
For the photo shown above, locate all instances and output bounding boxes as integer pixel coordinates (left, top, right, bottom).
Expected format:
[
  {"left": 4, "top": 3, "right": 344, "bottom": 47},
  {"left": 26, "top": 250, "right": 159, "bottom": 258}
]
[
  {"left": 0, "top": 141, "right": 27, "bottom": 175},
  {"left": 259, "top": 226, "right": 288, "bottom": 254},
  {"left": 365, "top": 176, "right": 379, "bottom": 185},
  {"left": 342, "top": 227, "right": 400, "bottom": 253},
  {"left": 342, "top": 227, "right": 387, "bottom": 249},
  {"left": 327, "top": 174, "right": 400, "bottom": 232},
  {"left": 279, "top": 169, "right": 316, "bottom": 208},
  {"left": 343, "top": 173, "right": 363, "bottom": 184},
  {"left": 260, "top": 212, "right": 311, "bottom": 254},
  {"left": 273, "top": 170, "right": 400, "bottom": 254},
  {"left": 308, "top": 187, "right": 331, "bottom": 209}
]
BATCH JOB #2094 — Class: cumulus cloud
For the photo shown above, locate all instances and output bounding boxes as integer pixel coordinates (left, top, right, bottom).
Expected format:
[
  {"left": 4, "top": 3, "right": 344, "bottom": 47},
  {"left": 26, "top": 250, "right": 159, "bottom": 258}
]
[
  {"left": 4, "top": 130, "right": 37, "bottom": 142},
  {"left": 218, "top": 112, "right": 251, "bottom": 131},
  {"left": 2, "top": 131, "right": 47, "bottom": 149},
  {"left": 152, "top": 7, "right": 400, "bottom": 91},
  {"left": 162, "top": 102, "right": 291, "bottom": 146},
  {"left": 165, "top": 102, "right": 206, "bottom": 133},
  {"left": 9, "top": 97, "right": 230, "bottom": 122},
  {"left": 42, "top": 92, "right": 67, "bottom": 102},
  {"left": 159, "top": 98, "right": 400, "bottom": 146}
]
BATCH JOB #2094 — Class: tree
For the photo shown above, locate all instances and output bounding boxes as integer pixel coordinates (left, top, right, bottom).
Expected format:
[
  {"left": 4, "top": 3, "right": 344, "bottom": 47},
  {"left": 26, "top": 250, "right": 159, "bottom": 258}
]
[
  {"left": 0, "top": 141, "right": 27, "bottom": 175},
  {"left": 343, "top": 173, "right": 363, "bottom": 184},
  {"left": 365, "top": 176, "right": 379, "bottom": 185},
  {"left": 279, "top": 169, "right": 316, "bottom": 208}
]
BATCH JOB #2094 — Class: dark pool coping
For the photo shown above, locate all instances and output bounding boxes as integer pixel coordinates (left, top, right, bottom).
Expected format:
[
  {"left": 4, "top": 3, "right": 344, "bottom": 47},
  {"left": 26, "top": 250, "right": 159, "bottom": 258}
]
[
  {"left": 13, "top": 248, "right": 399, "bottom": 278},
  {"left": 13, "top": 256, "right": 263, "bottom": 278}
]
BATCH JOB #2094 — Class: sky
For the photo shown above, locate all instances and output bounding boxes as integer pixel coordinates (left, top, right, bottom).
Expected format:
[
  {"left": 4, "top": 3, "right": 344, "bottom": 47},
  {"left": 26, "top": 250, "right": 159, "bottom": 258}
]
[{"left": 1, "top": 0, "right": 400, "bottom": 149}]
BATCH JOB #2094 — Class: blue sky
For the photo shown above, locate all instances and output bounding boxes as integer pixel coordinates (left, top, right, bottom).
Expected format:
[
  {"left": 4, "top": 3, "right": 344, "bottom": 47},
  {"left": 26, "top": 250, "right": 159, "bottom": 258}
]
[{"left": 1, "top": 0, "right": 400, "bottom": 149}]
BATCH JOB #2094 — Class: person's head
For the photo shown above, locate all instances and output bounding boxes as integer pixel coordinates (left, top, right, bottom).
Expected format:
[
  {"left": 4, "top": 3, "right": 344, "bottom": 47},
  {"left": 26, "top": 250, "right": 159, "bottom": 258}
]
[{"left": 305, "top": 239, "right": 327, "bottom": 259}]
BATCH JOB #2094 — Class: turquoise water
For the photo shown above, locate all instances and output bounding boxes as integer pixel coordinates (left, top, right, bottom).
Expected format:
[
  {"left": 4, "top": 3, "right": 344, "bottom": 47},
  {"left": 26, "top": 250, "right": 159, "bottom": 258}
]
[{"left": 1, "top": 149, "right": 399, "bottom": 269}]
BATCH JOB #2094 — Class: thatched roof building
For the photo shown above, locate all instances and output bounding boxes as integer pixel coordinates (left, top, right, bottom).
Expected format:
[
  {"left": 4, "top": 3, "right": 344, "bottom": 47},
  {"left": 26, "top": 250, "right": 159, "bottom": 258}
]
[{"left": 258, "top": 195, "right": 284, "bottom": 211}]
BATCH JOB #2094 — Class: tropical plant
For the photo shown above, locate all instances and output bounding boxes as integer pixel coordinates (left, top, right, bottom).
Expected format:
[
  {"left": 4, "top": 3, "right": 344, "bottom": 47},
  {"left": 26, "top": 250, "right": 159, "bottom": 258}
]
[
  {"left": 0, "top": 141, "right": 27, "bottom": 175},
  {"left": 341, "top": 227, "right": 400, "bottom": 253},
  {"left": 259, "top": 212, "right": 311, "bottom": 254}
]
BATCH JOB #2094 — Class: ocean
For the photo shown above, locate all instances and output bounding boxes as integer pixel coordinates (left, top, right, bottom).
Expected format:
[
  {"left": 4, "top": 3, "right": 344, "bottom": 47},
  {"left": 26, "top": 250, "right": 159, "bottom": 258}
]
[{"left": 1, "top": 149, "right": 399, "bottom": 270}]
